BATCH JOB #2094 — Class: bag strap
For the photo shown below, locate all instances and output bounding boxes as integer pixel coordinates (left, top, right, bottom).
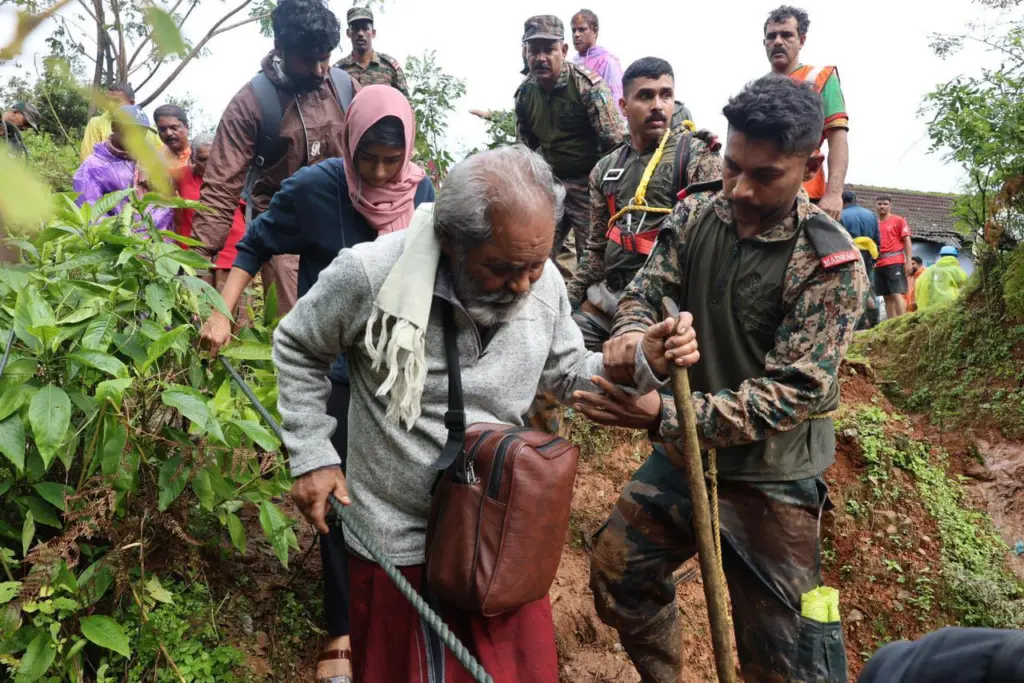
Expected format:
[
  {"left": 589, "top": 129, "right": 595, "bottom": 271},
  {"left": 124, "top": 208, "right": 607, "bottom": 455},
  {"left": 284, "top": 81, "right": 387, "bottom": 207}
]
[
  {"left": 673, "top": 131, "right": 693, "bottom": 199},
  {"left": 329, "top": 67, "right": 356, "bottom": 113},
  {"left": 241, "top": 72, "right": 284, "bottom": 224},
  {"left": 431, "top": 299, "right": 468, "bottom": 476}
]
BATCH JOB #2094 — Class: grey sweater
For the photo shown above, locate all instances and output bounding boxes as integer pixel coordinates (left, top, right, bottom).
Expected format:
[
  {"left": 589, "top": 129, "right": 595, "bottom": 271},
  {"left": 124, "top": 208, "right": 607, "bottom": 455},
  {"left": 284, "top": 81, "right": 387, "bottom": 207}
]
[{"left": 273, "top": 231, "right": 661, "bottom": 565}]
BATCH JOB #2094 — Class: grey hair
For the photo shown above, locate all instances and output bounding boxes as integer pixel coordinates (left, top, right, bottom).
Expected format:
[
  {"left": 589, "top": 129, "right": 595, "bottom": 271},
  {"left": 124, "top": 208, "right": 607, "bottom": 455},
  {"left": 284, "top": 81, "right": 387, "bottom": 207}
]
[
  {"left": 434, "top": 144, "right": 565, "bottom": 250},
  {"left": 191, "top": 133, "right": 214, "bottom": 156}
]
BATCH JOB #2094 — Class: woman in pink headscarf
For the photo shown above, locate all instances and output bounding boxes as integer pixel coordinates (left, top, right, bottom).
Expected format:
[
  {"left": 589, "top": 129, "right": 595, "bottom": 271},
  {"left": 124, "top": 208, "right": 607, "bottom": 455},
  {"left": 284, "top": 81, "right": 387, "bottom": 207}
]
[{"left": 198, "top": 84, "right": 433, "bottom": 683}]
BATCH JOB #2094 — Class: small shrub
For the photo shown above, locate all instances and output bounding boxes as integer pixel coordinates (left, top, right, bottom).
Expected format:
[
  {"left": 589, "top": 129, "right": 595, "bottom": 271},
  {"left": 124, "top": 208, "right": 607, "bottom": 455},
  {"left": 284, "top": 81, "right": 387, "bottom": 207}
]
[{"left": 22, "top": 132, "right": 80, "bottom": 193}]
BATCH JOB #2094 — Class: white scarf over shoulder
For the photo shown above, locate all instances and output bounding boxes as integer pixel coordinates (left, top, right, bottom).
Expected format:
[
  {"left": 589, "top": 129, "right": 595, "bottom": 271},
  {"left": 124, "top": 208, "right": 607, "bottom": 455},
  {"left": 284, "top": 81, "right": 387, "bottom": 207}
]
[{"left": 363, "top": 202, "right": 439, "bottom": 430}]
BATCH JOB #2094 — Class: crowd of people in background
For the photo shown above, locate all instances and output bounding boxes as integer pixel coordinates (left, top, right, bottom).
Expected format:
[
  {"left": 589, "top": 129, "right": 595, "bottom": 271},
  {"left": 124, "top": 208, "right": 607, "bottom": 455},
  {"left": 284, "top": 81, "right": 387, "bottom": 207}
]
[{"left": 1, "top": 1, "right": 1004, "bottom": 682}]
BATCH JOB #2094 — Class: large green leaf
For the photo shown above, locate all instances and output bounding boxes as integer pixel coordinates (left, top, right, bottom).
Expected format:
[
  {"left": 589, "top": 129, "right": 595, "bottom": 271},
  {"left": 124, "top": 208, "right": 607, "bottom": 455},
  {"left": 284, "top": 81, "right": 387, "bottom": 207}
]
[
  {"left": 28, "top": 385, "right": 71, "bottom": 469},
  {"left": 228, "top": 419, "right": 280, "bottom": 451},
  {"left": 56, "top": 303, "right": 101, "bottom": 326},
  {"left": 95, "top": 378, "right": 132, "bottom": 409},
  {"left": 161, "top": 387, "right": 210, "bottom": 430},
  {"left": 143, "top": 6, "right": 188, "bottom": 57},
  {"left": 141, "top": 325, "right": 189, "bottom": 371},
  {"left": 167, "top": 250, "right": 213, "bottom": 270},
  {"left": 220, "top": 342, "right": 273, "bottom": 362},
  {"left": 20, "top": 497, "right": 61, "bottom": 529},
  {"left": 14, "top": 632, "right": 54, "bottom": 683},
  {"left": 0, "top": 384, "right": 36, "bottom": 421},
  {"left": 0, "top": 415, "right": 26, "bottom": 473},
  {"left": 90, "top": 189, "right": 134, "bottom": 219},
  {"left": 100, "top": 421, "right": 128, "bottom": 477},
  {"left": 13, "top": 288, "right": 42, "bottom": 352},
  {"left": 79, "top": 615, "right": 131, "bottom": 658},
  {"left": 81, "top": 313, "right": 117, "bottom": 352},
  {"left": 145, "top": 575, "right": 174, "bottom": 605},
  {"left": 20, "top": 512, "right": 34, "bottom": 557},
  {"left": 68, "top": 351, "right": 128, "bottom": 379},
  {"left": 0, "top": 358, "right": 37, "bottom": 389},
  {"left": 32, "top": 483, "right": 72, "bottom": 512},
  {"left": 180, "top": 276, "right": 233, "bottom": 318},
  {"left": 227, "top": 512, "right": 246, "bottom": 554},
  {"left": 191, "top": 469, "right": 214, "bottom": 512},
  {"left": 0, "top": 582, "right": 20, "bottom": 605},
  {"left": 144, "top": 283, "right": 173, "bottom": 326},
  {"left": 157, "top": 456, "right": 191, "bottom": 512}
]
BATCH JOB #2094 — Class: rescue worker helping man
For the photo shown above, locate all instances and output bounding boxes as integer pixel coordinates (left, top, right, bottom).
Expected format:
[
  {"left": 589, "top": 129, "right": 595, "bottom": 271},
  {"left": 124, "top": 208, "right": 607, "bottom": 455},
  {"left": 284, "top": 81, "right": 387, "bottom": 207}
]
[
  {"left": 567, "top": 56, "right": 723, "bottom": 350},
  {"left": 580, "top": 75, "right": 867, "bottom": 683},
  {"left": 273, "top": 145, "right": 697, "bottom": 683},
  {"left": 765, "top": 4, "right": 849, "bottom": 221}
]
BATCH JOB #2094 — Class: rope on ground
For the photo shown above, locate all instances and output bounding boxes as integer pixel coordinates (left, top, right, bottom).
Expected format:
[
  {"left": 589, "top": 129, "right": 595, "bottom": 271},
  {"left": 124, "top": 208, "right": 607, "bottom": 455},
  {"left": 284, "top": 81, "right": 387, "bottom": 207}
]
[{"left": 218, "top": 356, "right": 494, "bottom": 683}]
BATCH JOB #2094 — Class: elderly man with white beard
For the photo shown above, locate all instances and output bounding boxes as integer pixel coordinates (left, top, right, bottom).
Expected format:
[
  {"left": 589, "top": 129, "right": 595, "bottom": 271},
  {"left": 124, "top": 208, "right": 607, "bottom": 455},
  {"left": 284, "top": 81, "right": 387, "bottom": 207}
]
[{"left": 271, "top": 144, "right": 697, "bottom": 683}]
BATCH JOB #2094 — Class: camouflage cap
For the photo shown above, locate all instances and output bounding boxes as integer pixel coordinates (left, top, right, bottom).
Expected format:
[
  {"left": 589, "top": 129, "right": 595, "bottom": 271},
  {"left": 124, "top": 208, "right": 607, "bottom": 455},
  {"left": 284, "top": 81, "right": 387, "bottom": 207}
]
[
  {"left": 347, "top": 6, "right": 374, "bottom": 24},
  {"left": 11, "top": 101, "right": 40, "bottom": 132},
  {"left": 522, "top": 15, "right": 564, "bottom": 42}
]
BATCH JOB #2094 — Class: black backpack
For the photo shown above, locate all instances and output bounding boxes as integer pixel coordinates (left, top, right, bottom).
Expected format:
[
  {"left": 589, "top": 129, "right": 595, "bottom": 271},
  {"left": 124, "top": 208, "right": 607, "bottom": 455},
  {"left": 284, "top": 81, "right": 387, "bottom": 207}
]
[{"left": 240, "top": 67, "right": 355, "bottom": 223}]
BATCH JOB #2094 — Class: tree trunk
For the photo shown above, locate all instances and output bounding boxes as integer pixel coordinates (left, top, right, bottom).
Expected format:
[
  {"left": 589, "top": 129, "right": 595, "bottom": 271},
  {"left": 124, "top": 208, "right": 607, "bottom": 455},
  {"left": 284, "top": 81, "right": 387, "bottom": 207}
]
[{"left": 89, "top": 0, "right": 105, "bottom": 115}]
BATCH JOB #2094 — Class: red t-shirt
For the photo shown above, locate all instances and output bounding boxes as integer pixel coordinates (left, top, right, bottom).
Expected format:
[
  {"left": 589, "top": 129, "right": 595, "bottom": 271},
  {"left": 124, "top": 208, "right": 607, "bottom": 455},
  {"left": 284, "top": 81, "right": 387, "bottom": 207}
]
[
  {"left": 174, "top": 166, "right": 202, "bottom": 244},
  {"left": 876, "top": 215, "right": 911, "bottom": 268}
]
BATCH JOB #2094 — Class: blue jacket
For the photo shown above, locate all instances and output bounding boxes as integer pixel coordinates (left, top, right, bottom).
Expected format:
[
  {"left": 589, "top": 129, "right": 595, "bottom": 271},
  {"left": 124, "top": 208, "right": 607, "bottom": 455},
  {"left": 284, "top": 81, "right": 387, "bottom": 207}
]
[
  {"left": 841, "top": 204, "right": 880, "bottom": 244},
  {"left": 233, "top": 158, "right": 435, "bottom": 382},
  {"left": 859, "top": 627, "right": 1024, "bottom": 682}
]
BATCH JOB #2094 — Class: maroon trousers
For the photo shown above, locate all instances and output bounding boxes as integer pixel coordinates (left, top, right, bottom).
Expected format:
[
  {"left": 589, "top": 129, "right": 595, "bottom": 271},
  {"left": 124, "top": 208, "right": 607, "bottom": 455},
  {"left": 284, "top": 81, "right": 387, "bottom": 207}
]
[{"left": 348, "top": 554, "right": 559, "bottom": 683}]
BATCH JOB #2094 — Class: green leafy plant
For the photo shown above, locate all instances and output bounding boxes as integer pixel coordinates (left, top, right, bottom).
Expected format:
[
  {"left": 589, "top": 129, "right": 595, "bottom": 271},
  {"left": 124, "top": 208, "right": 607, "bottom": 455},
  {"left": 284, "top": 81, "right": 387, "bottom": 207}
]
[
  {"left": 0, "top": 191, "right": 295, "bottom": 681},
  {"left": 405, "top": 50, "right": 467, "bottom": 183}
]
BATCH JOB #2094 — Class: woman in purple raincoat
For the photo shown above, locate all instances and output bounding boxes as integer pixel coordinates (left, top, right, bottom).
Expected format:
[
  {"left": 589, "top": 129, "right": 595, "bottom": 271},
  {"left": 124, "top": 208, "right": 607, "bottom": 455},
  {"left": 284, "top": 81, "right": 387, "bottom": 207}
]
[{"left": 73, "top": 105, "right": 173, "bottom": 232}]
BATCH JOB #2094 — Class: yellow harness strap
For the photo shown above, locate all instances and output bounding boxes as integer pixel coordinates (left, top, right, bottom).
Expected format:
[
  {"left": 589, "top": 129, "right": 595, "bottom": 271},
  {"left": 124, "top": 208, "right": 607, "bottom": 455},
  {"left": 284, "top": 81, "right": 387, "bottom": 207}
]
[{"left": 606, "top": 121, "right": 697, "bottom": 230}]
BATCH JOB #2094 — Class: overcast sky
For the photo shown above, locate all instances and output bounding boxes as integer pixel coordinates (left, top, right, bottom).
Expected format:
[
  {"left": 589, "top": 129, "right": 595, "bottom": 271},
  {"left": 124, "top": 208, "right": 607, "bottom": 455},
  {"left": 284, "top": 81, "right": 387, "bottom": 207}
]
[{"left": 0, "top": 0, "right": 1006, "bottom": 193}]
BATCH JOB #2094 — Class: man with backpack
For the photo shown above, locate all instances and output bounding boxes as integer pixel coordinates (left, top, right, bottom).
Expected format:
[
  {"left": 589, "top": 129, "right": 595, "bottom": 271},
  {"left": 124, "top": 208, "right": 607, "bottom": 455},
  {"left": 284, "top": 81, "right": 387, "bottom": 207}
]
[
  {"left": 567, "top": 57, "right": 721, "bottom": 350},
  {"left": 192, "top": 0, "right": 358, "bottom": 318}
]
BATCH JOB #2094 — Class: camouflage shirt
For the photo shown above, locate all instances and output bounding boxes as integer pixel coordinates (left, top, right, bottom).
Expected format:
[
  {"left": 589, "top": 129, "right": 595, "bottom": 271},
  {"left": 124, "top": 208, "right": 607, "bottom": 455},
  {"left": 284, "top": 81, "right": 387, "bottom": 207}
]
[
  {"left": 618, "top": 192, "right": 868, "bottom": 480},
  {"left": 514, "top": 62, "right": 625, "bottom": 179},
  {"left": 336, "top": 51, "right": 409, "bottom": 97},
  {"left": 566, "top": 128, "right": 722, "bottom": 307}
]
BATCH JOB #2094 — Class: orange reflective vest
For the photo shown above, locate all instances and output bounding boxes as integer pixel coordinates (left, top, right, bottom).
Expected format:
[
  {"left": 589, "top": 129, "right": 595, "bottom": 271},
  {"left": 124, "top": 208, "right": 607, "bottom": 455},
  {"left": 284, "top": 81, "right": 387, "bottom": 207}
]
[{"left": 789, "top": 64, "right": 836, "bottom": 200}]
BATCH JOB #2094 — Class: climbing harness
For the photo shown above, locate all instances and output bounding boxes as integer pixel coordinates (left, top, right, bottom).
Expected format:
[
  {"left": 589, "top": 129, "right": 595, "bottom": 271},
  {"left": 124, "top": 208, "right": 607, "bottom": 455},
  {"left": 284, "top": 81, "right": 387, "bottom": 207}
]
[
  {"left": 218, "top": 356, "right": 494, "bottom": 683},
  {"left": 602, "top": 121, "right": 697, "bottom": 257}
]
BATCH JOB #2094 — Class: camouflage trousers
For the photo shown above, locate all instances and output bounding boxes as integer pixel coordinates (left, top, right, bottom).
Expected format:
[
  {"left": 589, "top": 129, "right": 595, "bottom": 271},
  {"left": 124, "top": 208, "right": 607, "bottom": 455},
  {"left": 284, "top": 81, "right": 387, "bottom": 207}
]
[
  {"left": 572, "top": 302, "right": 614, "bottom": 352},
  {"left": 590, "top": 446, "right": 848, "bottom": 683},
  {"left": 552, "top": 177, "right": 591, "bottom": 281}
]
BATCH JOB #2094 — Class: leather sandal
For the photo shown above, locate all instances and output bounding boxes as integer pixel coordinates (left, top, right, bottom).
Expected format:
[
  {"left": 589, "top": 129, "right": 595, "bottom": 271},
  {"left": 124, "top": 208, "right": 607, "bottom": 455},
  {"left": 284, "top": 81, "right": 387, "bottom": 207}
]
[{"left": 316, "top": 648, "right": 352, "bottom": 683}]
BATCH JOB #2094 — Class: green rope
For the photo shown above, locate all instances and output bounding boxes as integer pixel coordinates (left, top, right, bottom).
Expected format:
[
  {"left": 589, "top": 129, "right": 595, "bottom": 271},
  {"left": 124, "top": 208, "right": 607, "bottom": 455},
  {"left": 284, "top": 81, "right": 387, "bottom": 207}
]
[{"left": 218, "top": 356, "right": 493, "bottom": 683}]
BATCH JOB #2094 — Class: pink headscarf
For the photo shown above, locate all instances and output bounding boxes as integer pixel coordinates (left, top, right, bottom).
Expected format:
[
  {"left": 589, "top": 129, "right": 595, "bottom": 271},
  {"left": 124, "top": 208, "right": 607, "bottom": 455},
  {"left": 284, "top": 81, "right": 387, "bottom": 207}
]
[{"left": 341, "top": 85, "right": 425, "bottom": 234}]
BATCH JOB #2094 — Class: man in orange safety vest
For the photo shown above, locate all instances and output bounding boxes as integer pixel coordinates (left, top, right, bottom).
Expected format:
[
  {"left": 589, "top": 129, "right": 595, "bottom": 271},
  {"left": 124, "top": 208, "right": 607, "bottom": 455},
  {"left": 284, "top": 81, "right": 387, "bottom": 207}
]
[{"left": 764, "top": 4, "right": 849, "bottom": 221}]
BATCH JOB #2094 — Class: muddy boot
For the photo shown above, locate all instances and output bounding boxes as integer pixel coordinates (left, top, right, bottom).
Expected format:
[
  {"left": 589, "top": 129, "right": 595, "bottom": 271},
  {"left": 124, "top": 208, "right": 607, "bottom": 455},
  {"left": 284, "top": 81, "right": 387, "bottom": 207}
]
[{"left": 619, "top": 607, "right": 684, "bottom": 683}]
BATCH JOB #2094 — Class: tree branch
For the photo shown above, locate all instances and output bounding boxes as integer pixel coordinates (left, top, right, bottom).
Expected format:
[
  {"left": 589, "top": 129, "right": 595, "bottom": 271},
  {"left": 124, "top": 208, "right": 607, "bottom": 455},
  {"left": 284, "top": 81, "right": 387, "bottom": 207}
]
[
  {"left": 137, "top": 0, "right": 254, "bottom": 107},
  {"left": 211, "top": 11, "right": 266, "bottom": 36}
]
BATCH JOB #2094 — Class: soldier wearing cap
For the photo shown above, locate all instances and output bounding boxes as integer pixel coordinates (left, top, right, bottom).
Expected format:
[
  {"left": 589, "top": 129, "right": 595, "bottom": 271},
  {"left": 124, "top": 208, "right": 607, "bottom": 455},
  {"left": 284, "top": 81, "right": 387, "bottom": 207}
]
[
  {"left": 514, "top": 14, "right": 626, "bottom": 280},
  {"left": 2, "top": 101, "right": 40, "bottom": 160},
  {"left": 336, "top": 7, "right": 409, "bottom": 97}
]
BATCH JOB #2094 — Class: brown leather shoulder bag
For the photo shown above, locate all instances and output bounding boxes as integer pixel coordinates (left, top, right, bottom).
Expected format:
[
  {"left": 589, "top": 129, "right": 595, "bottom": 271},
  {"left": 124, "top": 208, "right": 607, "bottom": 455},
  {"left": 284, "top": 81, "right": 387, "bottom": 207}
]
[{"left": 424, "top": 301, "right": 580, "bottom": 617}]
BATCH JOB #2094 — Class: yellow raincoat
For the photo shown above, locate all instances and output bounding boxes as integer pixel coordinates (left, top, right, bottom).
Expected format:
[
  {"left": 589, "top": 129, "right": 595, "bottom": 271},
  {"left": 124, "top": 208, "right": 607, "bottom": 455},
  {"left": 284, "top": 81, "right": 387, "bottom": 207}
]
[{"left": 916, "top": 255, "right": 968, "bottom": 309}]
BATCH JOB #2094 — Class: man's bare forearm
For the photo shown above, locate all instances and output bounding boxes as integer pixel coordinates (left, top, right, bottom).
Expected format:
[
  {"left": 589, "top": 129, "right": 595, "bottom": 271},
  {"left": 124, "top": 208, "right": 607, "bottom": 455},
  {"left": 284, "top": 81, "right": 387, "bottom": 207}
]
[{"left": 823, "top": 128, "right": 849, "bottom": 199}]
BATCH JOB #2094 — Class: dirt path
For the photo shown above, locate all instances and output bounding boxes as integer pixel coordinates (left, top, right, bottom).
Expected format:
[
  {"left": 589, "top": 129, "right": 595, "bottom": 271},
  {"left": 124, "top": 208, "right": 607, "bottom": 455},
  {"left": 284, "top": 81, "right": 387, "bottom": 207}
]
[{"left": 236, "top": 364, "right": 1023, "bottom": 682}]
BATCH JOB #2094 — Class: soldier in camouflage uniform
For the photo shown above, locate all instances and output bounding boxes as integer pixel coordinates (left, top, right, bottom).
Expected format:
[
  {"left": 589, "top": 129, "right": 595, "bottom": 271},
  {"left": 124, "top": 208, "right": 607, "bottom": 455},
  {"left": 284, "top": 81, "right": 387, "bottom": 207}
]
[
  {"left": 580, "top": 76, "right": 866, "bottom": 683},
  {"left": 336, "top": 7, "right": 409, "bottom": 98},
  {"left": 568, "top": 57, "right": 722, "bottom": 351},
  {"left": 514, "top": 15, "right": 625, "bottom": 280},
  {"left": 2, "top": 101, "right": 40, "bottom": 160}
]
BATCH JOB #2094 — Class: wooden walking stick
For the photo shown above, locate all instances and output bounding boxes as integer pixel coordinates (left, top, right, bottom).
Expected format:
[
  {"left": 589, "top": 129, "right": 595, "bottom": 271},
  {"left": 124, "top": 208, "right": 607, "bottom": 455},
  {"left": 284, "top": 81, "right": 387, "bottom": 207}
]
[{"left": 662, "top": 297, "right": 737, "bottom": 683}]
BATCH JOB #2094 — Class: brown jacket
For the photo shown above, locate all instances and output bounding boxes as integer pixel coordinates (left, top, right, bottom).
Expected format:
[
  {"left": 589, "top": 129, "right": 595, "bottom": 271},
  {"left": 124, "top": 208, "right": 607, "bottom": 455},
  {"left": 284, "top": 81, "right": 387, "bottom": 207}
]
[{"left": 193, "top": 52, "right": 359, "bottom": 261}]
